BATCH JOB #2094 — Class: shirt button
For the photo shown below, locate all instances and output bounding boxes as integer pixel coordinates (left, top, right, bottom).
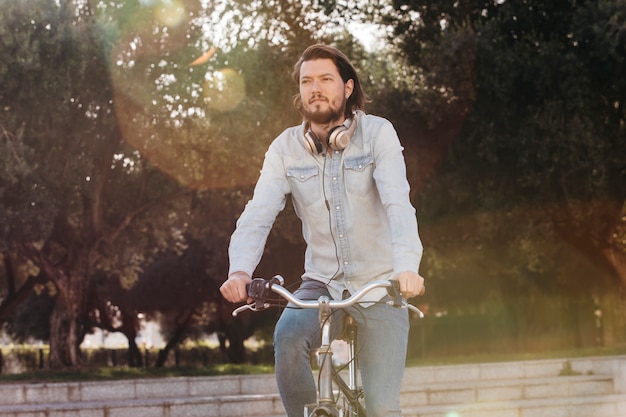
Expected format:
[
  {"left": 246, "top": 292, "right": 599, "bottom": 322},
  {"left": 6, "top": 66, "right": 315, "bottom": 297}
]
[
  {"left": 339, "top": 234, "right": 344, "bottom": 238},
  {"left": 300, "top": 175, "right": 305, "bottom": 179},
  {"left": 335, "top": 206, "right": 340, "bottom": 210},
  {"left": 343, "top": 261, "right": 349, "bottom": 265},
  {"left": 335, "top": 150, "right": 339, "bottom": 155},
  {"left": 358, "top": 164, "right": 362, "bottom": 168},
  {"left": 332, "top": 176, "right": 337, "bottom": 181}
]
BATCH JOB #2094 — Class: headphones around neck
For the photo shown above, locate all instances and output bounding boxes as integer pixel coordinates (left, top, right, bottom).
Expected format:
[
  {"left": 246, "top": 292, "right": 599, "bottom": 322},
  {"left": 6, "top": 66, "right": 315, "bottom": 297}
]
[{"left": 303, "top": 116, "right": 358, "bottom": 155}]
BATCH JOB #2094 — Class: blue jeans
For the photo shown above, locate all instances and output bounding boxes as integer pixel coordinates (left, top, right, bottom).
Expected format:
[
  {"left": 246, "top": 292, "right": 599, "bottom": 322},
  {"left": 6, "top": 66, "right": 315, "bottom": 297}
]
[{"left": 273, "top": 281, "right": 409, "bottom": 417}]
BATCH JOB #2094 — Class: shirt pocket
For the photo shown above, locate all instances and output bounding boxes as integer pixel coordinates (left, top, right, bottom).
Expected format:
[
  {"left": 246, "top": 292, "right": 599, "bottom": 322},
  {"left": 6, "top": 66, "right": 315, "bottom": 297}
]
[
  {"left": 287, "top": 165, "right": 322, "bottom": 206},
  {"left": 344, "top": 154, "right": 375, "bottom": 197}
]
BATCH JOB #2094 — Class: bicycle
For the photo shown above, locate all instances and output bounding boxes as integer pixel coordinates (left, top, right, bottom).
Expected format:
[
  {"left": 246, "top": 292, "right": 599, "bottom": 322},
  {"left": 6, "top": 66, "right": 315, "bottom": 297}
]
[{"left": 232, "top": 275, "right": 424, "bottom": 417}]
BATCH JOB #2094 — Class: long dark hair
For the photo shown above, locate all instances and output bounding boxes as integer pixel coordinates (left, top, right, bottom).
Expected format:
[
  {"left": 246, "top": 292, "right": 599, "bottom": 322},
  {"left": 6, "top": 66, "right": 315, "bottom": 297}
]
[{"left": 291, "top": 44, "right": 369, "bottom": 119}]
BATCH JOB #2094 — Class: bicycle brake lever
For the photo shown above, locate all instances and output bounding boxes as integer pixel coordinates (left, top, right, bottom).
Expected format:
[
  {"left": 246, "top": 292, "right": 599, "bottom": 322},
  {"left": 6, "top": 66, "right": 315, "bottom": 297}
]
[
  {"left": 384, "top": 299, "right": 424, "bottom": 318},
  {"left": 403, "top": 301, "right": 425, "bottom": 318},
  {"left": 232, "top": 302, "right": 270, "bottom": 317},
  {"left": 386, "top": 281, "right": 425, "bottom": 318}
]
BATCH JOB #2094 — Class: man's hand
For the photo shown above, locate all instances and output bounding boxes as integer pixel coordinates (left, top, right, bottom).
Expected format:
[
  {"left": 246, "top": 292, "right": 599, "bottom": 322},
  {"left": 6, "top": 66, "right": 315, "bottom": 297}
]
[
  {"left": 394, "top": 271, "right": 425, "bottom": 299},
  {"left": 220, "top": 271, "right": 252, "bottom": 303}
]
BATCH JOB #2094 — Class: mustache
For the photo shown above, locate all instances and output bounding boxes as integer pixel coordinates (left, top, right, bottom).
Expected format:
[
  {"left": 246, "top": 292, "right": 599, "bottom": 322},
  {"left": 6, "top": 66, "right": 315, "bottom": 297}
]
[{"left": 309, "top": 95, "right": 328, "bottom": 104}]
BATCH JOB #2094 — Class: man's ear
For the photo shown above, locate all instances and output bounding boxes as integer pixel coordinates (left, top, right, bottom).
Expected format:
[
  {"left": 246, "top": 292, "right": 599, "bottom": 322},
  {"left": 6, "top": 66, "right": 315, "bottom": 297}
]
[{"left": 345, "top": 79, "right": 354, "bottom": 99}]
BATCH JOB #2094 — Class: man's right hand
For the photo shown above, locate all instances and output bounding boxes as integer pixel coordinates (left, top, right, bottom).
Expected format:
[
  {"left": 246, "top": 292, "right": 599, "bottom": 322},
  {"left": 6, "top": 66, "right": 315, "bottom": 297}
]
[{"left": 220, "top": 271, "right": 252, "bottom": 303}]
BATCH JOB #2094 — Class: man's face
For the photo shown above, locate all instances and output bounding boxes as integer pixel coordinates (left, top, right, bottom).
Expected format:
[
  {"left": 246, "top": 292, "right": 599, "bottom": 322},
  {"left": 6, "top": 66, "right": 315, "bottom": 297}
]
[{"left": 299, "top": 58, "right": 353, "bottom": 125}]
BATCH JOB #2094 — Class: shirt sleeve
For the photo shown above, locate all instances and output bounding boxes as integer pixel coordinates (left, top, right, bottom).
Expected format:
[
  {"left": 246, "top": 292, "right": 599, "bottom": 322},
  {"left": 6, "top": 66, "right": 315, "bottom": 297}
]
[
  {"left": 228, "top": 141, "right": 290, "bottom": 276},
  {"left": 371, "top": 120, "right": 423, "bottom": 274}
]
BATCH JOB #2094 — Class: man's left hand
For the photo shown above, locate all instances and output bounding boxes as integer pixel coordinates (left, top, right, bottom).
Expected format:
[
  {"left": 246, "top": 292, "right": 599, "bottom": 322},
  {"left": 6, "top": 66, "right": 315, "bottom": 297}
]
[{"left": 394, "top": 271, "right": 425, "bottom": 299}]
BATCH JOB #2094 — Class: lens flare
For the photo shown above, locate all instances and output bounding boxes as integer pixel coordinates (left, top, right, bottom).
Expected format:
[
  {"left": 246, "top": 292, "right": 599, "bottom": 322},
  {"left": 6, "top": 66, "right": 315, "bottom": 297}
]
[
  {"left": 109, "top": 2, "right": 260, "bottom": 190},
  {"left": 203, "top": 68, "right": 246, "bottom": 112},
  {"left": 190, "top": 46, "right": 218, "bottom": 66},
  {"left": 153, "top": 0, "right": 186, "bottom": 28}
]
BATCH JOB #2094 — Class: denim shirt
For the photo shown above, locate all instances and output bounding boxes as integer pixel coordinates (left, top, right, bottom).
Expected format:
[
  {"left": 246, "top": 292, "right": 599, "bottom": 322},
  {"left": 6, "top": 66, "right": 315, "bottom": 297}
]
[{"left": 228, "top": 111, "right": 423, "bottom": 303}]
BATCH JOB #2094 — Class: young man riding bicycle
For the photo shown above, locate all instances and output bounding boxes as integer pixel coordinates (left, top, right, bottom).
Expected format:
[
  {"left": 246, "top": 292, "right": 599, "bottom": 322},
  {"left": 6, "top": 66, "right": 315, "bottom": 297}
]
[{"left": 220, "top": 44, "right": 425, "bottom": 417}]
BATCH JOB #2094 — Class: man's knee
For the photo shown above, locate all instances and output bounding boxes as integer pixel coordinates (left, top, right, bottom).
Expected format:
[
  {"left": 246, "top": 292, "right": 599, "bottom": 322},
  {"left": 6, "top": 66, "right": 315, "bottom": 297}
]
[{"left": 275, "top": 309, "right": 319, "bottom": 347}]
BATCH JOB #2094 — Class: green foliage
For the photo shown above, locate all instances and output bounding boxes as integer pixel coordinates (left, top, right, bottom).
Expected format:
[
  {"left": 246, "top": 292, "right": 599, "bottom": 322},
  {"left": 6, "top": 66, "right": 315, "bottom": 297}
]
[
  {"left": 4, "top": 289, "right": 55, "bottom": 342},
  {"left": 0, "top": 340, "right": 276, "bottom": 376},
  {"left": 559, "top": 360, "right": 582, "bottom": 376},
  {"left": 382, "top": 0, "right": 626, "bottom": 312},
  {"left": 0, "top": 0, "right": 220, "bottom": 367}
]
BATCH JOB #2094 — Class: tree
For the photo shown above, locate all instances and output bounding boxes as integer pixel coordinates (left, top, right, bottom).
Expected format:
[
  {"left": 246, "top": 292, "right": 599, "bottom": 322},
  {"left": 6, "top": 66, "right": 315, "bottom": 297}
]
[
  {"left": 380, "top": 0, "right": 625, "bottom": 314},
  {"left": 0, "top": 0, "right": 204, "bottom": 368}
]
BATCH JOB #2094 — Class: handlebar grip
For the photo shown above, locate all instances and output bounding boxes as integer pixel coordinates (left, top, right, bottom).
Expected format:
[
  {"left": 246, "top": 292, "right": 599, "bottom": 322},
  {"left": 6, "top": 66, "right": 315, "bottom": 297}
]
[
  {"left": 386, "top": 280, "right": 403, "bottom": 307},
  {"left": 247, "top": 278, "right": 268, "bottom": 310},
  {"left": 246, "top": 275, "right": 286, "bottom": 309}
]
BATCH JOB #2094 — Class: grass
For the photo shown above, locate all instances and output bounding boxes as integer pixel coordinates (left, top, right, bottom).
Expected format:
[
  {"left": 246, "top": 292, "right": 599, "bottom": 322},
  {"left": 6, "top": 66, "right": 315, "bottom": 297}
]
[
  {"left": 406, "top": 345, "right": 626, "bottom": 367},
  {"left": 0, "top": 364, "right": 274, "bottom": 384},
  {"left": 1, "top": 345, "right": 625, "bottom": 384}
]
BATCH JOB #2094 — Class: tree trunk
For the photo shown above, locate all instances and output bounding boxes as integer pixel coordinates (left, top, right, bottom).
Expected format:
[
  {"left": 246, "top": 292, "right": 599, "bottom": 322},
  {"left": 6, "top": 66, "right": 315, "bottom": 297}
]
[
  {"left": 155, "top": 309, "right": 194, "bottom": 367},
  {"left": 45, "top": 264, "right": 90, "bottom": 369},
  {"left": 48, "top": 297, "right": 83, "bottom": 369},
  {"left": 122, "top": 316, "right": 143, "bottom": 368},
  {"left": 217, "top": 328, "right": 247, "bottom": 364},
  {"left": 127, "top": 337, "right": 143, "bottom": 367}
]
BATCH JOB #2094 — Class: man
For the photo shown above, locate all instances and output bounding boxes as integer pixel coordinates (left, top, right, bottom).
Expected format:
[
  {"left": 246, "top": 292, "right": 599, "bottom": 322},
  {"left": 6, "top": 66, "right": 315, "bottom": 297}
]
[{"left": 220, "top": 44, "right": 424, "bottom": 417}]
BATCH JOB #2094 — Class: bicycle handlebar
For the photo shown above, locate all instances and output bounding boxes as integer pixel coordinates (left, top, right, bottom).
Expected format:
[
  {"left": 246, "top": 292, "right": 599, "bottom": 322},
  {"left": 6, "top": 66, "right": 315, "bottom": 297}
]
[{"left": 232, "top": 275, "right": 424, "bottom": 318}]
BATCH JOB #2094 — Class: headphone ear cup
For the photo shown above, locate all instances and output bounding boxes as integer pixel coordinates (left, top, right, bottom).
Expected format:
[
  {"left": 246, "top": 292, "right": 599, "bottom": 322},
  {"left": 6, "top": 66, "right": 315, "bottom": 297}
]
[
  {"left": 327, "top": 117, "right": 358, "bottom": 151},
  {"left": 327, "top": 126, "right": 349, "bottom": 150},
  {"left": 304, "top": 130, "right": 324, "bottom": 154}
]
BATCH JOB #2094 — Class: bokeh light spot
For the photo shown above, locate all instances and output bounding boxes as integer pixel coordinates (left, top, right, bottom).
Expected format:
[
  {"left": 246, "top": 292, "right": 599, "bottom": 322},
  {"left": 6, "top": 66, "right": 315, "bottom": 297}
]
[
  {"left": 203, "top": 68, "right": 246, "bottom": 112},
  {"left": 153, "top": 0, "right": 186, "bottom": 28}
]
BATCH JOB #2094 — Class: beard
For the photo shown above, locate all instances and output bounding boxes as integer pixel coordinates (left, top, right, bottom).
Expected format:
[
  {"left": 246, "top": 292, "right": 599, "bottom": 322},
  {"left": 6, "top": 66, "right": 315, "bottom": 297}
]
[{"left": 302, "top": 98, "right": 346, "bottom": 125}]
